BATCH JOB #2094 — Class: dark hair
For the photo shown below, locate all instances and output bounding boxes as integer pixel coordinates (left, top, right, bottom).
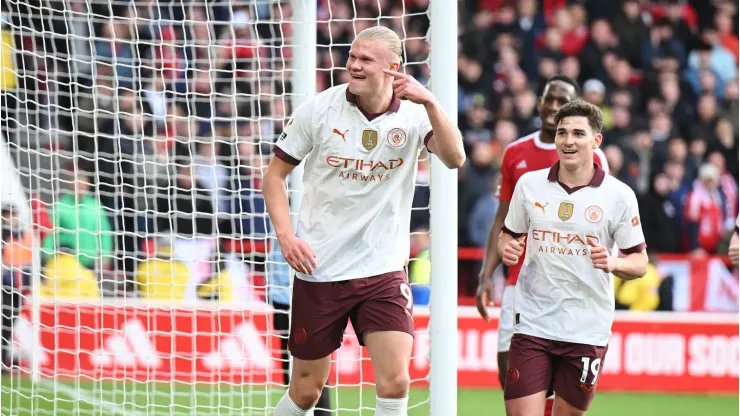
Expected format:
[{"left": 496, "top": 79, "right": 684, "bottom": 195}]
[
  {"left": 544, "top": 75, "right": 581, "bottom": 97},
  {"left": 554, "top": 100, "right": 604, "bottom": 134}
]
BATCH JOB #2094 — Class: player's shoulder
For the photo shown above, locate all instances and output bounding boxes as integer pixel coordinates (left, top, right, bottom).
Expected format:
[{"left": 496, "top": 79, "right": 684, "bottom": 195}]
[
  {"left": 396, "top": 96, "right": 429, "bottom": 123},
  {"left": 516, "top": 167, "right": 550, "bottom": 188},
  {"left": 501, "top": 131, "right": 541, "bottom": 162},
  {"left": 311, "top": 84, "right": 349, "bottom": 106},
  {"left": 602, "top": 174, "right": 637, "bottom": 200}
]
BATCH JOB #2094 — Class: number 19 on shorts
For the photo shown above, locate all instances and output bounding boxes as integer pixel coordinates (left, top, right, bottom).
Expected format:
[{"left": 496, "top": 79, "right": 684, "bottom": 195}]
[{"left": 580, "top": 357, "right": 602, "bottom": 386}]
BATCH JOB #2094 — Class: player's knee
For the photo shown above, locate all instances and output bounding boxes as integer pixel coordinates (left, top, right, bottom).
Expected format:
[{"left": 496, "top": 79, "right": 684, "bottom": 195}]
[
  {"left": 376, "top": 373, "right": 410, "bottom": 398},
  {"left": 290, "top": 374, "right": 325, "bottom": 409}
]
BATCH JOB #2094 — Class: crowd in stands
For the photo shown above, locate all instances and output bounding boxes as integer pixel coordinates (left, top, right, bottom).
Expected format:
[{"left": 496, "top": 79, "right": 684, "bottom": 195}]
[{"left": 0, "top": 0, "right": 736, "bottom": 310}]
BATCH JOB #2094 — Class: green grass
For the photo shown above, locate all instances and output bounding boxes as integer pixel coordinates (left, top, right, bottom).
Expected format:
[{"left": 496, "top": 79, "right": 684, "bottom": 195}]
[{"left": 1, "top": 376, "right": 737, "bottom": 415}]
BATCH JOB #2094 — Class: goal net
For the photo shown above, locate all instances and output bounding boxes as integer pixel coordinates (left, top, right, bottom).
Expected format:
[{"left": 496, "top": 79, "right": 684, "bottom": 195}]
[{"left": 0, "top": 0, "right": 439, "bottom": 415}]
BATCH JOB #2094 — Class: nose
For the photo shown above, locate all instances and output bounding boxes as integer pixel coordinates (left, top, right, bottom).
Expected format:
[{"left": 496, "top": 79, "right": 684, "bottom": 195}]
[
  {"left": 562, "top": 133, "right": 575, "bottom": 146},
  {"left": 349, "top": 59, "right": 362, "bottom": 72}
]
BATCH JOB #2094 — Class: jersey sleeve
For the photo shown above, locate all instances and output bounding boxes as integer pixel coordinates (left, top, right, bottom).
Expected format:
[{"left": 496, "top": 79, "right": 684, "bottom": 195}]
[
  {"left": 418, "top": 106, "right": 433, "bottom": 152},
  {"left": 273, "top": 101, "right": 314, "bottom": 165},
  {"left": 497, "top": 147, "right": 515, "bottom": 203},
  {"left": 502, "top": 177, "right": 529, "bottom": 237},
  {"left": 613, "top": 191, "right": 647, "bottom": 254}
]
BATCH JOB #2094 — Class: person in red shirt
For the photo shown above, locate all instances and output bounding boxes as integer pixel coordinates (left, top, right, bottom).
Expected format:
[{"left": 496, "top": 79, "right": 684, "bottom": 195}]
[
  {"left": 684, "top": 163, "right": 725, "bottom": 255},
  {"left": 476, "top": 75, "right": 608, "bottom": 416}
]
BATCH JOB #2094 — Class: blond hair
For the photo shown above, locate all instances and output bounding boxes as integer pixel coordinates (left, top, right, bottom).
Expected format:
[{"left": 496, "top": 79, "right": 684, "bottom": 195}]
[{"left": 355, "top": 26, "right": 403, "bottom": 64}]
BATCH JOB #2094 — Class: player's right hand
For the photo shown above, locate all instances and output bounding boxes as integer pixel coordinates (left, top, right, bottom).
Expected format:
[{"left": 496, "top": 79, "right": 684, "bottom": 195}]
[
  {"left": 475, "top": 276, "right": 495, "bottom": 322},
  {"left": 502, "top": 237, "right": 525, "bottom": 266},
  {"left": 278, "top": 233, "right": 318, "bottom": 275}
]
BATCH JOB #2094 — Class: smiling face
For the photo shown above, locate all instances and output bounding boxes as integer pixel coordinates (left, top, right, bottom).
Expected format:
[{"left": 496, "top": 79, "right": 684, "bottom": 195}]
[
  {"left": 346, "top": 38, "right": 400, "bottom": 97},
  {"left": 555, "top": 116, "right": 601, "bottom": 171},
  {"left": 540, "top": 81, "right": 577, "bottom": 135}
]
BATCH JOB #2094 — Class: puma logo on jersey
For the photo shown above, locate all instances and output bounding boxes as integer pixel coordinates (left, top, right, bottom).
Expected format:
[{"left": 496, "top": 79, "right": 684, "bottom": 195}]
[
  {"left": 333, "top": 128, "right": 349, "bottom": 142},
  {"left": 516, "top": 160, "right": 528, "bottom": 169},
  {"left": 535, "top": 201, "right": 548, "bottom": 213}
]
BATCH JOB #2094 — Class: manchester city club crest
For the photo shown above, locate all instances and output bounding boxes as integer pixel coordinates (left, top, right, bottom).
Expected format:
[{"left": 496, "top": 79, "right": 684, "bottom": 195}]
[
  {"left": 387, "top": 128, "right": 407, "bottom": 148},
  {"left": 362, "top": 129, "right": 378, "bottom": 151},
  {"left": 558, "top": 202, "right": 574, "bottom": 222}
]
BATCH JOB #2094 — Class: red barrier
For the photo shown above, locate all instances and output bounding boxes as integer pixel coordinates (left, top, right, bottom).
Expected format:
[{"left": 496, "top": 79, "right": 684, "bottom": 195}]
[
  {"left": 17, "top": 303, "right": 738, "bottom": 394},
  {"left": 458, "top": 250, "right": 739, "bottom": 313}
]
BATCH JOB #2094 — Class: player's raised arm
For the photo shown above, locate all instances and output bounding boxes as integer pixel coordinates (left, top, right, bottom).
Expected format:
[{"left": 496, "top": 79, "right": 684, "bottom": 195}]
[{"left": 383, "top": 68, "right": 465, "bottom": 169}]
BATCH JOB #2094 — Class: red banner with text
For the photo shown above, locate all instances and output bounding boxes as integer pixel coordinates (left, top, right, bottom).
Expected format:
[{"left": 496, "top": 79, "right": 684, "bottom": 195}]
[{"left": 16, "top": 304, "right": 738, "bottom": 394}]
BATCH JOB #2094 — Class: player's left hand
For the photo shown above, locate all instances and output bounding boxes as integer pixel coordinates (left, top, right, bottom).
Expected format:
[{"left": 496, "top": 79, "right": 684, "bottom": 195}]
[
  {"left": 588, "top": 241, "right": 618, "bottom": 273},
  {"left": 383, "top": 68, "right": 436, "bottom": 105}
]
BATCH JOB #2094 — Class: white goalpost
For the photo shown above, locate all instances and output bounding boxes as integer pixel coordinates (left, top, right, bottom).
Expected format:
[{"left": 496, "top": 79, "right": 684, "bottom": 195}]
[{"left": 0, "top": 0, "right": 457, "bottom": 414}]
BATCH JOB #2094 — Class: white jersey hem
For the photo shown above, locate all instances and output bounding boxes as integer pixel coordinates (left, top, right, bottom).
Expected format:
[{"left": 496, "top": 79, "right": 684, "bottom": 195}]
[
  {"left": 514, "top": 328, "right": 610, "bottom": 348},
  {"left": 294, "top": 264, "right": 407, "bottom": 283}
]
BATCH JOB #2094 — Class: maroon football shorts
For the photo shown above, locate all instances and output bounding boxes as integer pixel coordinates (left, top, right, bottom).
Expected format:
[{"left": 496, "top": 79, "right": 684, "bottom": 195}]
[
  {"left": 288, "top": 270, "right": 415, "bottom": 360},
  {"left": 504, "top": 333, "right": 608, "bottom": 411}
]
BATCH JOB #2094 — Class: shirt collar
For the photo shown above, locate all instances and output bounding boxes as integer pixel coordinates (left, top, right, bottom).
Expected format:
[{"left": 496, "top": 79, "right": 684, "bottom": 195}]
[
  {"left": 547, "top": 161, "right": 606, "bottom": 187},
  {"left": 345, "top": 87, "right": 401, "bottom": 115}
]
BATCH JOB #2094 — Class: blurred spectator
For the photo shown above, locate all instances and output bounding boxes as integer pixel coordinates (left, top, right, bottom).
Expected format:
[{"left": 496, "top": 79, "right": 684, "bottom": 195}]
[
  {"left": 614, "top": 253, "right": 662, "bottom": 311},
  {"left": 0, "top": 16, "right": 17, "bottom": 142},
  {"left": 0, "top": 205, "right": 30, "bottom": 371},
  {"left": 157, "top": 163, "right": 215, "bottom": 301},
  {"left": 603, "top": 145, "right": 637, "bottom": 189},
  {"left": 42, "top": 172, "right": 113, "bottom": 270},
  {"left": 706, "top": 151, "right": 738, "bottom": 231},
  {"left": 683, "top": 163, "right": 725, "bottom": 255},
  {"left": 640, "top": 17, "right": 686, "bottom": 73},
  {"left": 580, "top": 19, "right": 619, "bottom": 82},
  {"left": 687, "top": 33, "right": 737, "bottom": 85},
  {"left": 409, "top": 229, "right": 431, "bottom": 304},
  {"left": 639, "top": 173, "right": 682, "bottom": 253},
  {"left": 611, "top": 0, "right": 650, "bottom": 69},
  {"left": 467, "top": 178, "right": 499, "bottom": 249},
  {"left": 583, "top": 79, "right": 613, "bottom": 129}
]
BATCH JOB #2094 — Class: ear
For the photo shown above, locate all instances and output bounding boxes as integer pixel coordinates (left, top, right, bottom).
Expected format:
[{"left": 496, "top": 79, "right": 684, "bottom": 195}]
[
  {"left": 593, "top": 133, "right": 603, "bottom": 149},
  {"left": 390, "top": 61, "right": 401, "bottom": 72}
]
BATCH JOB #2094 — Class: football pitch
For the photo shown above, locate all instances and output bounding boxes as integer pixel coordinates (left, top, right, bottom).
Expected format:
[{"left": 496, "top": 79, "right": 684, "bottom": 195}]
[{"left": 1, "top": 377, "right": 737, "bottom": 415}]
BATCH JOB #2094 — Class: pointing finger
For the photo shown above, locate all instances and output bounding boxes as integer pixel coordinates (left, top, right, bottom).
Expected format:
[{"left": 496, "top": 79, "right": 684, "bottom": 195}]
[
  {"left": 383, "top": 68, "right": 406, "bottom": 78},
  {"left": 392, "top": 78, "right": 406, "bottom": 88}
]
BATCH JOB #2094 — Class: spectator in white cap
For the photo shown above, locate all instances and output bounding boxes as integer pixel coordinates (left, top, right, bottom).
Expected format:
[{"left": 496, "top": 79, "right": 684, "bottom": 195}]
[{"left": 583, "top": 78, "right": 613, "bottom": 128}]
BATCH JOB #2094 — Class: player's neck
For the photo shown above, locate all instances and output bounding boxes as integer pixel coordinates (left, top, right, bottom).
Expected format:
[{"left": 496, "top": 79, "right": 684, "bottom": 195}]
[
  {"left": 558, "top": 162, "right": 596, "bottom": 188},
  {"left": 539, "top": 129, "right": 555, "bottom": 144},
  {"left": 356, "top": 89, "right": 394, "bottom": 115}
]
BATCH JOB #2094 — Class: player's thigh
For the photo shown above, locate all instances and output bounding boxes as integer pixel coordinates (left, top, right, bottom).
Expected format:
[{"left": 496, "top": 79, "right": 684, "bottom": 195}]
[
  {"left": 551, "top": 341, "right": 608, "bottom": 412},
  {"left": 498, "top": 285, "right": 516, "bottom": 353},
  {"left": 350, "top": 270, "right": 415, "bottom": 346},
  {"left": 350, "top": 271, "right": 414, "bottom": 384},
  {"left": 363, "top": 330, "right": 413, "bottom": 387},
  {"left": 289, "top": 278, "right": 353, "bottom": 361},
  {"left": 504, "top": 334, "right": 553, "bottom": 402}
]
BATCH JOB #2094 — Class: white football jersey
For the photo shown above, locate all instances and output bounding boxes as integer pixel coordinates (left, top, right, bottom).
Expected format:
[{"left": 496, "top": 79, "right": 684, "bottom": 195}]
[
  {"left": 273, "top": 84, "right": 432, "bottom": 282},
  {"left": 503, "top": 162, "right": 646, "bottom": 346}
]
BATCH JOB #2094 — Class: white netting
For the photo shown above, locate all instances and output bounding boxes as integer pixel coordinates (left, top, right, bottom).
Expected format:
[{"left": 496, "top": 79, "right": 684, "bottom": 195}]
[{"left": 0, "top": 0, "right": 433, "bottom": 415}]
